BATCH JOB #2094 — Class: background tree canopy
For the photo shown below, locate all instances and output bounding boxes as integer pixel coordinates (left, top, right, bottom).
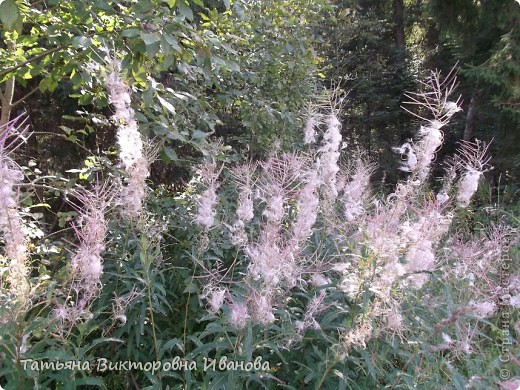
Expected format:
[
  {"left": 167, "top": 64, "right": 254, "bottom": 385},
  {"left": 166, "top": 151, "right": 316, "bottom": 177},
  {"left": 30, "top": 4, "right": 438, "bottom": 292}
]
[{"left": 2, "top": 0, "right": 518, "bottom": 195}]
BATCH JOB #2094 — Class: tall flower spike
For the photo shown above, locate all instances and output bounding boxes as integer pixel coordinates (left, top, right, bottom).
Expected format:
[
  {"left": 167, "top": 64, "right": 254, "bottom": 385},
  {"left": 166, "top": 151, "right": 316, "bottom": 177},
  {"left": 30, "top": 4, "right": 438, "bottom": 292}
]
[
  {"left": 258, "top": 152, "right": 305, "bottom": 223},
  {"left": 105, "top": 60, "right": 149, "bottom": 217},
  {"left": 228, "top": 300, "right": 250, "bottom": 329},
  {"left": 0, "top": 115, "right": 31, "bottom": 302},
  {"left": 230, "top": 162, "right": 257, "bottom": 223},
  {"left": 304, "top": 114, "right": 319, "bottom": 144},
  {"left": 341, "top": 157, "right": 376, "bottom": 221},
  {"left": 302, "top": 102, "right": 320, "bottom": 145},
  {"left": 401, "top": 66, "right": 462, "bottom": 125},
  {"left": 453, "top": 139, "right": 492, "bottom": 207},
  {"left": 195, "top": 185, "right": 218, "bottom": 228},
  {"left": 67, "top": 182, "right": 116, "bottom": 304},
  {"left": 250, "top": 292, "right": 275, "bottom": 325},
  {"left": 317, "top": 112, "right": 342, "bottom": 197},
  {"left": 396, "top": 66, "right": 462, "bottom": 182},
  {"left": 194, "top": 160, "right": 221, "bottom": 229},
  {"left": 292, "top": 168, "right": 320, "bottom": 242}
]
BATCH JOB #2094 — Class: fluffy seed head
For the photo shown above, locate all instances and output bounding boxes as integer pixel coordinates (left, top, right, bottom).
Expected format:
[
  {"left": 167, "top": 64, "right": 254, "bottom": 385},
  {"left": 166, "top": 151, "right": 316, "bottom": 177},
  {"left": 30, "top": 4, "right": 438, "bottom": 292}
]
[{"left": 229, "top": 301, "right": 250, "bottom": 329}]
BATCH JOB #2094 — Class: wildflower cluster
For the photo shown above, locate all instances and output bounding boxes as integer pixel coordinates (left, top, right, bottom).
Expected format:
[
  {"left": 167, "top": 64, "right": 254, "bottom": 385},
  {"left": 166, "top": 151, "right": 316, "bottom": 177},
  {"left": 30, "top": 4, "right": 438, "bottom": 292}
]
[
  {"left": 52, "top": 184, "right": 116, "bottom": 329},
  {"left": 393, "top": 68, "right": 462, "bottom": 182},
  {"left": 105, "top": 61, "right": 149, "bottom": 217},
  {"left": 69, "top": 184, "right": 114, "bottom": 292},
  {"left": 194, "top": 102, "right": 360, "bottom": 330},
  {"left": 194, "top": 160, "right": 221, "bottom": 229},
  {"left": 0, "top": 116, "right": 30, "bottom": 303},
  {"left": 1, "top": 63, "right": 516, "bottom": 389},
  {"left": 317, "top": 113, "right": 342, "bottom": 198},
  {"left": 227, "top": 162, "right": 256, "bottom": 245},
  {"left": 191, "top": 69, "right": 517, "bottom": 365},
  {"left": 453, "top": 139, "right": 493, "bottom": 207},
  {"left": 340, "top": 156, "right": 376, "bottom": 221}
]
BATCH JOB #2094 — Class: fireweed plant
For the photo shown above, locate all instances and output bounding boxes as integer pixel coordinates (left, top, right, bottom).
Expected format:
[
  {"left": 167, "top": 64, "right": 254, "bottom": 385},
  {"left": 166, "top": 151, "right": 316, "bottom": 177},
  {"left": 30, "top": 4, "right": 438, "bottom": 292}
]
[
  {"left": 0, "top": 69, "right": 518, "bottom": 388},
  {"left": 0, "top": 116, "right": 31, "bottom": 307},
  {"left": 191, "top": 69, "right": 519, "bottom": 386}
]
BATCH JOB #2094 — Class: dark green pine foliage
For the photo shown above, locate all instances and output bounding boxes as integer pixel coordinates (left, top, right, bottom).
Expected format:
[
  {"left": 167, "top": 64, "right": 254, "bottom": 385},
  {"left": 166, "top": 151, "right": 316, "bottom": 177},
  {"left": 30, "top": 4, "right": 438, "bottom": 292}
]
[
  {"left": 428, "top": 0, "right": 520, "bottom": 185},
  {"left": 318, "top": 0, "right": 418, "bottom": 187}
]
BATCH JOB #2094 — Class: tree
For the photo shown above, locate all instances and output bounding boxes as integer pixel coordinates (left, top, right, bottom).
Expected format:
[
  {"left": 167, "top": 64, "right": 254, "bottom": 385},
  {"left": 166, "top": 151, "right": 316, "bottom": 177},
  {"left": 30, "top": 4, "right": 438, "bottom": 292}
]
[
  {"left": 318, "top": 0, "right": 417, "bottom": 186},
  {"left": 426, "top": 0, "right": 520, "bottom": 180}
]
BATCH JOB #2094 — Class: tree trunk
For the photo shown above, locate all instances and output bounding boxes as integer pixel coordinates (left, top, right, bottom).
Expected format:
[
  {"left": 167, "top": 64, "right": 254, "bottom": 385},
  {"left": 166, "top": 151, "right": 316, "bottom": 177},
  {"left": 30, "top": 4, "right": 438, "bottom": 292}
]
[
  {"left": 463, "top": 92, "right": 478, "bottom": 141},
  {"left": 393, "top": 0, "right": 406, "bottom": 55},
  {"left": 365, "top": 104, "right": 372, "bottom": 157},
  {"left": 0, "top": 42, "right": 16, "bottom": 128},
  {"left": 0, "top": 76, "right": 15, "bottom": 128}
]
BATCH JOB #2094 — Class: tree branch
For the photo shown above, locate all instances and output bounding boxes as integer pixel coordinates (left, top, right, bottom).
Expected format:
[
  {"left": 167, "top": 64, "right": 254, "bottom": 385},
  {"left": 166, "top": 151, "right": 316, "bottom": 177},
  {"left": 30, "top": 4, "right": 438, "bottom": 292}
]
[
  {"left": 11, "top": 86, "right": 41, "bottom": 108},
  {"left": 0, "top": 41, "right": 17, "bottom": 127},
  {"left": 0, "top": 76, "right": 16, "bottom": 128},
  {"left": 0, "top": 46, "right": 63, "bottom": 78}
]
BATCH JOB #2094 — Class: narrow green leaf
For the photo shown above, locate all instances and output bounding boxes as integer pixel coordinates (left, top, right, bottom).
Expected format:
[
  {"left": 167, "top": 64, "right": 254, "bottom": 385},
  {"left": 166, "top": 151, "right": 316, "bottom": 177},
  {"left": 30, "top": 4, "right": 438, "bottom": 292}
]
[
  {"left": 227, "top": 60, "right": 240, "bottom": 72},
  {"left": 167, "top": 130, "right": 186, "bottom": 142},
  {"left": 143, "top": 87, "right": 154, "bottom": 107},
  {"left": 183, "top": 282, "right": 197, "bottom": 293},
  {"left": 158, "top": 96, "right": 176, "bottom": 114},
  {"left": 75, "top": 377, "right": 105, "bottom": 386}
]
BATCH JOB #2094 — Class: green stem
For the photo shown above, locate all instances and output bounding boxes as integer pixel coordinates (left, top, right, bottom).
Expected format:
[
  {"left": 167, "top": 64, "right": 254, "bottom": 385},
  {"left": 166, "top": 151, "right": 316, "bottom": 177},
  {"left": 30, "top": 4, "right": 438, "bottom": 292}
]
[
  {"left": 316, "top": 353, "right": 340, "bottom": 389},
  {"left": 141, "top": 233, "right": 162, "bottom": 382},
  {"left": 181, "top": 265, "right": 197, "bottom": 390},
  {"left": 147, "top": 280, "right": 160, "bottom": 364}
]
